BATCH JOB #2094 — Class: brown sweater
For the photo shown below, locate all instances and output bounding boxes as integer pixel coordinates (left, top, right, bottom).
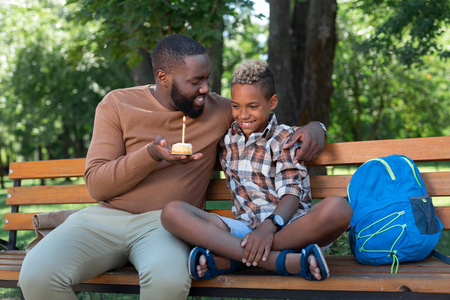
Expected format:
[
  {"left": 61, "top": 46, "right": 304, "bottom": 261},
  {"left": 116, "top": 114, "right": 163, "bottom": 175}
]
[{"left": 84, "top": 85, "right": 233, "bottom": 213}]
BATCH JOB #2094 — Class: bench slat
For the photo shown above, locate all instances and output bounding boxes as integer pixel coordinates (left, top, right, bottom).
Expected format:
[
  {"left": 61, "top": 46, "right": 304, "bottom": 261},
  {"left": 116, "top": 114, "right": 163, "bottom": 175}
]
[
  {"left": 7, "top": 172, "right": 449, "bottom": 206},
  {"left": 8, "top": 137, "right": 449, "bottom": 179},
  {"left": 205, "top": 179, "right": 230, "bottom": 200},
  {"left": 5, "top": 207, "right": 450, "bottom": 231},
  {"left": 310, "top": 172, "right": 450, "bottom": 198},
  {"left": 6, "top": 185, "right": 95, "bottom": 205},
  {"left": 8, "top": 158, "right": 86, "bottom": 180},
  {"left": 312, "top": 137, "right": 450, "bottom": 166},
  {"left": 4, "top": 209, "right": 236, "bottom": 231},
  {"left": 4, "top": 213, "right": 38, "bottom": 230},
  {"left": 0, "top": 252, "right": 449, "bottom": 294}
]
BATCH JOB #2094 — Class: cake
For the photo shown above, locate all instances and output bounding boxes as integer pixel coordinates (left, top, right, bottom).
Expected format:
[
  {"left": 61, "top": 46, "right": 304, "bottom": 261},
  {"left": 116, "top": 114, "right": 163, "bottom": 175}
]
[{"left": 171, "top": 143, "right": 192, "bottom": 155}]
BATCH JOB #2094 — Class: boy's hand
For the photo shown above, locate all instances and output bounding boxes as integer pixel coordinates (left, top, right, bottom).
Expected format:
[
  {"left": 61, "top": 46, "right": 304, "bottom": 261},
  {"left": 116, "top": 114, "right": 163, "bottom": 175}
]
[
  {"left": 240, "top": 222, "right": 276, "bottom": 266},
  {"left": 147, "top": 135, "right": 203, "bottom": 164},
  {"left": 283, "top": 122, "right": 325, "bottom": 163}
]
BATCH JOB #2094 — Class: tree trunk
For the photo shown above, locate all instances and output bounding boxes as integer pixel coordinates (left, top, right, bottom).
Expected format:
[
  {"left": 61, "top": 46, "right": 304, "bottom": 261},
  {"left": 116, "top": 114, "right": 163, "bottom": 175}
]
[
  {"left": 292, "top": 0, "right": 337, "bottom": 126},
  {"left": 131, "top": 48, "right": 154, "bottom": 85},
  {"left": 268, "top": 0, "right": 337, "bottom": 128},
  {"left": 268, "top": 0, "right": 298, "bottom": 126},
  {"left": 206, "top": 18, "right": 224, "bottom": 94}
]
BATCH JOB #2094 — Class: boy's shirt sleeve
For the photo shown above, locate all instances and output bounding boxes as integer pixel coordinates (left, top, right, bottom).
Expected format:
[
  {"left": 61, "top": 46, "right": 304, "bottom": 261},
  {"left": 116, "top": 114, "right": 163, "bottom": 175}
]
[{"left": 273, "top": 131, "right": 312, "bottom": 206}]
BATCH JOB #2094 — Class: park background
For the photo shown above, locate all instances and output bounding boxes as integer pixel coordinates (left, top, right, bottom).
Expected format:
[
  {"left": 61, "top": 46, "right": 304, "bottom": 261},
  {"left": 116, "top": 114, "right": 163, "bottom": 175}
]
[{"left": 0, "top": 0, "right": 449, "bottom": 299}]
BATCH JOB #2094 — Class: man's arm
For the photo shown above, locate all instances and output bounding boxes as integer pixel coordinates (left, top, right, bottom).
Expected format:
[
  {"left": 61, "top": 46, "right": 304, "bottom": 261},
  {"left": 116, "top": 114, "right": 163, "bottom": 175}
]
[
  {"left": 283, "top": 122, "right": 327, "bottom": 163},
  {"left": 83, "top": 100, "right": 160, "bottom": 201}
]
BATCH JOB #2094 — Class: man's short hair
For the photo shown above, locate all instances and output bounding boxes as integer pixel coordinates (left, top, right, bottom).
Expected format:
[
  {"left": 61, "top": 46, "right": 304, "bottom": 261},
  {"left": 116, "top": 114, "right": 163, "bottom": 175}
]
[
  {"left": 231, "top": 59, "right": 276, "bottom": 100},
  {"left": 152, "top": 35, "right": 206, "bottom": 74}
]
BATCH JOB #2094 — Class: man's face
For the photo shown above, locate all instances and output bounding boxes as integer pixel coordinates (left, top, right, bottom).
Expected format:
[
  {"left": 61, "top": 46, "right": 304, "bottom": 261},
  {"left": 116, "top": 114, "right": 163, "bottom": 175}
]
[{"left": 170, "top": 54, "right": 211, "bottom": 119}]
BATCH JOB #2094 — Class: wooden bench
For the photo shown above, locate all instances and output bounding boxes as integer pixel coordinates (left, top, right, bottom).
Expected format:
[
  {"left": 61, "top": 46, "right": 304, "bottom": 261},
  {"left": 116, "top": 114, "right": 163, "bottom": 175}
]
[{"left": 2, "top": 136, "right": 450, "bottom": 299}]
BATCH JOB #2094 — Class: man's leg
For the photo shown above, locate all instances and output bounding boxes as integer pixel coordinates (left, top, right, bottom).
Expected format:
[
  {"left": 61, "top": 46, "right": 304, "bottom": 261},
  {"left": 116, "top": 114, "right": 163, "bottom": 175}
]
[
  {"left": 127, "top": 210, "right": 192, "bottom": 300},
  {"left": 19, "top": 206, "right": 129, "bottom": 300}
]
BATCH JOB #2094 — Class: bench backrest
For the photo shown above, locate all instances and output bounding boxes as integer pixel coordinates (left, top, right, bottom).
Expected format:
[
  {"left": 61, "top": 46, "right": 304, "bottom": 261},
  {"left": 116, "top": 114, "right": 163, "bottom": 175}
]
[{"left": 5, "top": 137, "right": 450, "bottom": 250}]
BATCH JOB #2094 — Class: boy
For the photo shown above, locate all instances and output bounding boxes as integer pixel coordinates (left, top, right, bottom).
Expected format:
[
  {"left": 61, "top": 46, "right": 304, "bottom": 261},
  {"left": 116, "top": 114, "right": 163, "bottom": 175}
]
[{"left": 161, "top": 59, "right": 352, "bottom": 281}]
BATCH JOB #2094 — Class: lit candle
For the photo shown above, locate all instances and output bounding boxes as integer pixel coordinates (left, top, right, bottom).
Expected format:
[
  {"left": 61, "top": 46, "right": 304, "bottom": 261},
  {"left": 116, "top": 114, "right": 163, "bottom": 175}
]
[{"left": 182, "top": 115, "right": 186, "bottom": 143}]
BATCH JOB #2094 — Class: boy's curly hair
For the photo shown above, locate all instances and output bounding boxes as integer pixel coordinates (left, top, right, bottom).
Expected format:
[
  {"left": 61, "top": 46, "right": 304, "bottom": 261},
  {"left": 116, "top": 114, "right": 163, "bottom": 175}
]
[{"left": 231, "top": 59, "right": 276, "bottom": 100}]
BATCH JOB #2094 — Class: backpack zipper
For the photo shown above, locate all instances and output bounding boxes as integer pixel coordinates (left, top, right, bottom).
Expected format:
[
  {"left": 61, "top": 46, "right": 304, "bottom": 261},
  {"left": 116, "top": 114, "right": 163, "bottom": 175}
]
[
  {"left": 400, "top": 157, "right": 422, "bottom": 187},
  {"left": 347, "top": 156, "right": 421, "bottom": 203},
  {"left": 347, "top": 158, "right": 395, "bottom": 203},
  {"left": 369, "top": 158, "right": 396, "bottom": 180},
  {"left": 368, "top": 157, "right": 421, "bottom": 187}
]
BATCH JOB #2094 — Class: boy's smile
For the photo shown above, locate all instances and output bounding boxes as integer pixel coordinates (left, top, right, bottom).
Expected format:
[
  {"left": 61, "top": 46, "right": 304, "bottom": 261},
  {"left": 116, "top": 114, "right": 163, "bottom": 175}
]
[{"left": 230, "top": 84, "right": 278, "bottom": 140}]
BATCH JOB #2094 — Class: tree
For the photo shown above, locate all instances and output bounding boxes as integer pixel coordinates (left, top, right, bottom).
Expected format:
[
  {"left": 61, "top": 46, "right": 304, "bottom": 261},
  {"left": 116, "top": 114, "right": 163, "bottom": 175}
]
[
  {"left": 356, "top": 0, "right": 450, "bottom": 67},
  {"left": 329, "top": 0, "right": 450, "bottom": 142},
  {"left": 0, "top": 0, "right": 133, "bottom": 168},
  {"left": 221, "top": 5, "right": 268, "bottom": 97},
  {"left": 268, "top": 0, "right": 337, "bottom": 127},
  {"left": 67, "top": 0, "right": 255, "bottom": 89}
]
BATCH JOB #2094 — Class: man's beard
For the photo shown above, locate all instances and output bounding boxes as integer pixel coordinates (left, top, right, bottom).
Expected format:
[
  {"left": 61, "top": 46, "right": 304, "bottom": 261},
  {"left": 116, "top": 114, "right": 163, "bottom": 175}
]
[{"left": 171, "top": 82, "right": 204, "bottom": 119}]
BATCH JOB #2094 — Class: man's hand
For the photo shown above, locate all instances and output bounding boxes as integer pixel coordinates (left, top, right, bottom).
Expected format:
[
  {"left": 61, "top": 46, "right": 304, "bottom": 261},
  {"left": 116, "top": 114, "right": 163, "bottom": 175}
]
[
  {"left": 147, "top": 135, "right": 203, "bottom": 164},
  {"left": 283, "top": 122, "right": 325, "bottom": 163}
]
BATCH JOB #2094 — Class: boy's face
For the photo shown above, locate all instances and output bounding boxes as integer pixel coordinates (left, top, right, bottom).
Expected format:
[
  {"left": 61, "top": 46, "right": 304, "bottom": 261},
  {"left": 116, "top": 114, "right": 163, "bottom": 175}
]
[{"left": 230, "top": 83, "right": 278, "bottom": 139}]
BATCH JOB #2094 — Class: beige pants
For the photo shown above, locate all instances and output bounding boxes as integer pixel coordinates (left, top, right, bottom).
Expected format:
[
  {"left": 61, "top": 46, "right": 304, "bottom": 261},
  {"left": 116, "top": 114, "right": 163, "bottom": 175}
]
[{"left": 19, "top": 206, "right": 191, "bottom": 300}]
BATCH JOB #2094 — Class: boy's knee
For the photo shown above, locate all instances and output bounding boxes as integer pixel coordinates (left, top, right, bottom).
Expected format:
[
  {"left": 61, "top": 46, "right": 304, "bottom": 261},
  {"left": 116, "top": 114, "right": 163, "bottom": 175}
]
[
  {"left": 328, "top": 196, "right": 353, "bottom": 225},
  {"left": 161, "top": 200, "right": 187, "bottom": 227}
]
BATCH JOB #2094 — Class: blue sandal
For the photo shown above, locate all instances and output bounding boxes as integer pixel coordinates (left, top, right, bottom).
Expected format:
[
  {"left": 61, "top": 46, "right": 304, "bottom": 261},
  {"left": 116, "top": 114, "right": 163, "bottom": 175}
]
[
  {"left": 276, "top": 244, "right": 330, "bottom": 281},
  {"left": 188, "top": 246, "right": 242, "bottom": 281}
]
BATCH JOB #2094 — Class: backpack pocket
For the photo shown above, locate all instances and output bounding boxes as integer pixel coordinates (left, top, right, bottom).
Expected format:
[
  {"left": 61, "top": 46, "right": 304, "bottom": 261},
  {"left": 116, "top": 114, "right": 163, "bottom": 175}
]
[{"left": 410, "top": 194, "right": 442, "bottom": 234}]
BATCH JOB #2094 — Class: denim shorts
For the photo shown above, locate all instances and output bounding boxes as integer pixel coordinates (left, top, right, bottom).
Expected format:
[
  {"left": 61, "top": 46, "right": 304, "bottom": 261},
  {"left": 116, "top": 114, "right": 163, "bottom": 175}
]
[
  {"left": 213, "top": 214, "right": 302, "bottom": 239},
  {"left": 213, "top": 214, "right": 331, "bottom": 251}
]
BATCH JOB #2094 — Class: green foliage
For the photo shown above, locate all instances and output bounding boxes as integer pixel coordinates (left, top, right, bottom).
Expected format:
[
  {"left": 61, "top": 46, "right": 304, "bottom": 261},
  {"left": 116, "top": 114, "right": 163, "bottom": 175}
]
[
  {"left": 221, "top": 5, "right": 268, "bottom": 97},
  {"left": 354, "top": 0, "right": 450, "bottom": 66},
  {"left": 0, "top": 0, "right": 133, "bottom": 162},
  {"left": 66, "top": 0, "right": 255, "bottom": 67},
  {"left": 329, "top": 0, "right": 450, "bottom": 142}
]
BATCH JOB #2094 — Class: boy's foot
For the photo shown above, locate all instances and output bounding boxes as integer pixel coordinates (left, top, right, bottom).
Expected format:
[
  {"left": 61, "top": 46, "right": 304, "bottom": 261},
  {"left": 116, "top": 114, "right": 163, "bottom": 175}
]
[
  {"left": 195, "top": 253, "right": 231, "bottom": 278},
  {"left": 276, "top": 244, "right": 330, "bottom": 281},
  {"left": 284, "top": 252, "right": 322, "bottom": 280},
  {"left": 188, "top": 247, "right": 242, "bottom": 281}
]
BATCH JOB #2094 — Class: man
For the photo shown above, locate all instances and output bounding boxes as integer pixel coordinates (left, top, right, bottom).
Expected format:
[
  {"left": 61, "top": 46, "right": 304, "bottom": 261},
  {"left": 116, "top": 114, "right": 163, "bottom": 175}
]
[{"left": 19, "top": 34, "right": 327, "bottom": 299}]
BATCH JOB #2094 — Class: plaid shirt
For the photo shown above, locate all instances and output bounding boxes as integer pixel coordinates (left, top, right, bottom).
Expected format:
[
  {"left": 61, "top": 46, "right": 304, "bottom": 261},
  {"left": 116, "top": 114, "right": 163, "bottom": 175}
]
[{"left": 219, "top": 113, "right": 311, "bottom": 229}]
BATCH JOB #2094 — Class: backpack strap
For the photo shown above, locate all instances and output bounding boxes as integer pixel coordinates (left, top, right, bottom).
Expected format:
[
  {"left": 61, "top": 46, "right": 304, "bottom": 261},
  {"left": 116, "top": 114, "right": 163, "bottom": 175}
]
[{"left": 430, "top": 250, "right": 450, "bottom": 264}]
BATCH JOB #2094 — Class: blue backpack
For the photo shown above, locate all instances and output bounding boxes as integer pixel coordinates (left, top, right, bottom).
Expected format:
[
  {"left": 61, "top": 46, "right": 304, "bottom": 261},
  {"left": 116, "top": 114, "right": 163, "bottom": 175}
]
[{"left": 347, "top": 154, "right": 445, "bottom": 272}]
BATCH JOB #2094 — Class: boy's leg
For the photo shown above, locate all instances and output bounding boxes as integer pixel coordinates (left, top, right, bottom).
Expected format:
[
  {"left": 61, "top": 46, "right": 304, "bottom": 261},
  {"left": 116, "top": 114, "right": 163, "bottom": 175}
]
[
  {"left": 161, "top": 201, "right": 240, "bottom": 253},
  {"left": 272, "top": 196, "right": 352, "bottom": 251},
  {"left": 18, "top": 206, "right": 129, "bottom": 300},
  {"left": 126, "top": 210, "right": 192, "bottom": 300},
  {"left": 161, "top": 201, "right": 330, "bottom": 280}
]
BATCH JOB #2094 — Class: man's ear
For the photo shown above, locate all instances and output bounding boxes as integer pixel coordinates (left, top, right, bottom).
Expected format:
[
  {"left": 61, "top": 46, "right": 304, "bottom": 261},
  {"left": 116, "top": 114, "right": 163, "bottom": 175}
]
[
  {"left": 155, "top": 70, "right": 169, "bottom": 87},
  {"left": 269, "top": 94, "right": 278, "bottom": 110}
]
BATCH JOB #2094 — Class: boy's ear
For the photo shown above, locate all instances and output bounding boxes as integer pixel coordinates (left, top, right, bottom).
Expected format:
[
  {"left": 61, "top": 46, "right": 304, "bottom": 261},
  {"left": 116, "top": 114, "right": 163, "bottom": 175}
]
[{"left": 269, "top": 94, "right": 278, "bottom": 110}]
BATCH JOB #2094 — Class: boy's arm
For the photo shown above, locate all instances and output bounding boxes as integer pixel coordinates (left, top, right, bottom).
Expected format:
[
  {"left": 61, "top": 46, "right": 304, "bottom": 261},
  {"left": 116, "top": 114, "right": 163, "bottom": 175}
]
[{"left": 283, "top": 121, "right": 327, "bottom": 163}]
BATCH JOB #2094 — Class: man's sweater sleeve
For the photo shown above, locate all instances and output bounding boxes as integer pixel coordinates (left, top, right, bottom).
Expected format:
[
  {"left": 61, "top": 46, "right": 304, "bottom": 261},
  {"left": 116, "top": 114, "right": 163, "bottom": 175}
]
[{"left": 83, "top": 98, "right": 160, "bottom": 202}]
